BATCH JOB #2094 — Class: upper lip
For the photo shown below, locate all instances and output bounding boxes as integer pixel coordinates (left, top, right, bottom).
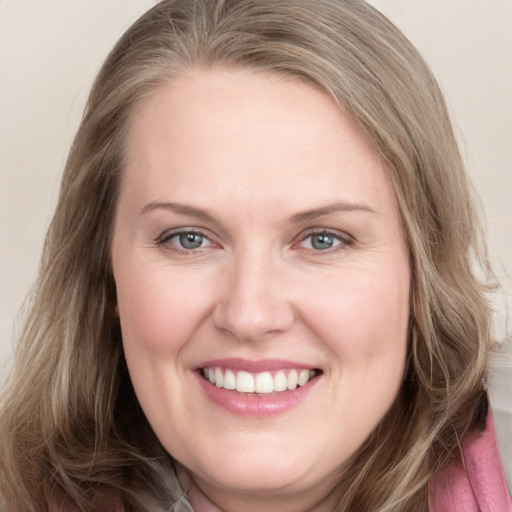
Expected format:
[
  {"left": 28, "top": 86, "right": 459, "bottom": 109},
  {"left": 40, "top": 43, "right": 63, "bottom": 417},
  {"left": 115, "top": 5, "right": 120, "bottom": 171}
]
[{"left": 195, "top": 358, "right": 317, "bottom": 373}]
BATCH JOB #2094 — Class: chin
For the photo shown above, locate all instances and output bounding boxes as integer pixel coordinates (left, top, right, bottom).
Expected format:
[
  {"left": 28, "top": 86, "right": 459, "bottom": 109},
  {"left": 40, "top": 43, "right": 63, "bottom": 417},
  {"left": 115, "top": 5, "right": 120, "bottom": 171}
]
[{"left": 193, "top": 447, "right": 327, "bottom": 496}]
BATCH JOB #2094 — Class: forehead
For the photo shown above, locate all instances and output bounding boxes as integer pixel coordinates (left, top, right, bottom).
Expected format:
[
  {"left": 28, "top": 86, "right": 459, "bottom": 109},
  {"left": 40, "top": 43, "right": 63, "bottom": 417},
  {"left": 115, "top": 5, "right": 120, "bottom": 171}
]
[{"left": 121, "top": 68, "right": 397, "bottom": 220}]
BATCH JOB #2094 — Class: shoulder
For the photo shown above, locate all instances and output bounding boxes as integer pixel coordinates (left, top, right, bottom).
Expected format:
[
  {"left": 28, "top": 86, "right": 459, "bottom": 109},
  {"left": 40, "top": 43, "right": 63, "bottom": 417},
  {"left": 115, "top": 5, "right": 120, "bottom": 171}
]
[{"left": 428, "top": 409, "right": 512, "bottom": 511}]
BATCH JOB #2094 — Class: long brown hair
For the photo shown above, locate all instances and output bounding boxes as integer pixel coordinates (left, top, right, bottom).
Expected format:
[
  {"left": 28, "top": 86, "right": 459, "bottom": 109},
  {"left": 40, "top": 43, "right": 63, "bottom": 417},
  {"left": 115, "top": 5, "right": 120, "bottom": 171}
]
[{"left": 0, "top": 1, "right": 494, "bottom": 511}]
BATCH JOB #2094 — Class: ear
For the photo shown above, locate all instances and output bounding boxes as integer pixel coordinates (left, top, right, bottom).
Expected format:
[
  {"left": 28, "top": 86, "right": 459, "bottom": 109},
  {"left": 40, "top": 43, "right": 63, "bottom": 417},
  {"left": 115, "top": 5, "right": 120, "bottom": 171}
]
[{"left": 114, "top": 303, "right": 120, "bottom": 317}]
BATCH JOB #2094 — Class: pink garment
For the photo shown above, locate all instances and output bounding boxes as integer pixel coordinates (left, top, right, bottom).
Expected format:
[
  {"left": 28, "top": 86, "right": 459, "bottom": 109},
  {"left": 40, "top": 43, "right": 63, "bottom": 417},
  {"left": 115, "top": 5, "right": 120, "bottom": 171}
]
[{"left": 429, "top": 410, "right": 512, "bottom": 511}]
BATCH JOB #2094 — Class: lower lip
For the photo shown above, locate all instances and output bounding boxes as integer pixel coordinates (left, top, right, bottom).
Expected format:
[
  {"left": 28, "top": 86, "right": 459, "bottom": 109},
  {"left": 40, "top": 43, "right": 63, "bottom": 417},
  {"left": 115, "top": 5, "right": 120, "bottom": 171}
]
[{"left": 196, "top": 372, "right": 318, "bottom": 417}]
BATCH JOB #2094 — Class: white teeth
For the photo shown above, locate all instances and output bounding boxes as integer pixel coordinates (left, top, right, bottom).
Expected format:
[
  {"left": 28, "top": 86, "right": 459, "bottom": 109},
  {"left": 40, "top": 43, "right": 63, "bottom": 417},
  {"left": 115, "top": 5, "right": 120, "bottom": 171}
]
[
  {"left": 203, "top": 367, "right": 317, "bottom": 393},
  {"left": 255, "top": 372, "right": 274, "bottom": 394},
  {"left": 287, "top": 369, "right": 298, "bottom": 390},
  {"left": 298, "top": 369, "right": 310, "bottom": 386},
  {"left": 223, "top": 369, "right": 236, "bottom": 390},
  {"left": 236, "top": 371, "right": 255, "bottom": 393},
  {"left": 214, "top": 367, "right": 223, "bottom": 388},
  {"left": 273, "top": 371, "right": 288, "bottom": 392}
]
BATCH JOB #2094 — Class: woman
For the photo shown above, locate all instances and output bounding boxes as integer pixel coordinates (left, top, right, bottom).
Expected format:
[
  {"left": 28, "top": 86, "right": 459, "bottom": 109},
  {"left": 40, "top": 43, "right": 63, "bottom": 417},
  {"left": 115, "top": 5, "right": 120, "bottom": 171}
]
[{"left": 0, "top": 1, "right": 510, "bottom": 511}]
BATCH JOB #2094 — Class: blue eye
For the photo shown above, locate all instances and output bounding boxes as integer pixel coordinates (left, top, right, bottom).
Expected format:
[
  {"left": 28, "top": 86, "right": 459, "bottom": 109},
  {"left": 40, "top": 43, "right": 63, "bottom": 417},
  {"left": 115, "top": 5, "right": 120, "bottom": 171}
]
[
  {"left": 300, "top": 231, "right": 349, "bottom": 251},
  {"left": 159, "top": 230, "right": 212, "bottom": 251},
  {"left": 309, "top": 233, "right": 336, "bottom": 250},
  {"left": 177, "top": 232, "right": 205, "bottom": 249}
]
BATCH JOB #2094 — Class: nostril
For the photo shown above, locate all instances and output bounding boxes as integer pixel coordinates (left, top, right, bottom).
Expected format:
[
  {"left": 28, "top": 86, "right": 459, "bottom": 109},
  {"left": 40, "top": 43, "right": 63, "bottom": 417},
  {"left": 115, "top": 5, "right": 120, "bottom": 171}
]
[{"left": 212, "top": 299, "right": 296, "bottom": 343}]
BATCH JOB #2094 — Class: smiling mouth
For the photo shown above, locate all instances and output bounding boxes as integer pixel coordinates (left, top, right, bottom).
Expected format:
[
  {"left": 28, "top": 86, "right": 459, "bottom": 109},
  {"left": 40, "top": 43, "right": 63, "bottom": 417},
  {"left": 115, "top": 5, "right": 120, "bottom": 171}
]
[{"left": 200, "top": 367, "right": 320, "bottom": 394}]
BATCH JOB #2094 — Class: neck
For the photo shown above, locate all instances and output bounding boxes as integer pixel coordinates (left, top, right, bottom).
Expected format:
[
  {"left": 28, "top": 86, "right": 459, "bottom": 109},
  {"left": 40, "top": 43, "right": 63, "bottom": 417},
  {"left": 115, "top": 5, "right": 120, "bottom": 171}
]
[{"left": 177, "top": 466, "right": 340, "bottom": 512}]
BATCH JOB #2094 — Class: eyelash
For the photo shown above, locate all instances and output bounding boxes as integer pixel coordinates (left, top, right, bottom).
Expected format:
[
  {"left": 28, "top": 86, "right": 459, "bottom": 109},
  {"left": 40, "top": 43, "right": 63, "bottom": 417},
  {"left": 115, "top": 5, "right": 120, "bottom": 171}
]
[
  {"left": 295, "top": 229, "right": 354, "bottom": 253},
  {"left": 155, "top": 228, "right": 354, "bottom": 255},
  {"left": 156, "top": 228, "right": 214, "bottom": 254}
]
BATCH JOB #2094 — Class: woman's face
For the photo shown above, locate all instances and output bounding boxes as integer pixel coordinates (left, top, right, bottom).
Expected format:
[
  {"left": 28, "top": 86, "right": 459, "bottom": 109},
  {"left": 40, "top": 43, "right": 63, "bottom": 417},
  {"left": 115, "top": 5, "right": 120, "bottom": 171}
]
[{"left": 112, "top": 69, "right": 410, "bottom": 511}]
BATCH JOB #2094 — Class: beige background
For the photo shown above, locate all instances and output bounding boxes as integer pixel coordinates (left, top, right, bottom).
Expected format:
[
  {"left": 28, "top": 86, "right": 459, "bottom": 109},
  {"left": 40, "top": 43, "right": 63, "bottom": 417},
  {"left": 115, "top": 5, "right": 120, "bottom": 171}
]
[{"left": 1, "top": 0, "right": 511, "bottom": 487}]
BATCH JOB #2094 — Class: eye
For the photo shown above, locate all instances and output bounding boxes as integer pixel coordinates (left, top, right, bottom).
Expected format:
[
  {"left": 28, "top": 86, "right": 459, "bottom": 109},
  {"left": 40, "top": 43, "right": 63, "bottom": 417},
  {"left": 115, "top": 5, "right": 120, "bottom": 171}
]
[
  {"left": 158, "top": 229, "right": 215, "bottom": 252},
  {"left": 174, "top": 232, "right": 207, "bottom": 249},
  {"left": 298, "top": 230, "right": 352, "bottom": 252}
]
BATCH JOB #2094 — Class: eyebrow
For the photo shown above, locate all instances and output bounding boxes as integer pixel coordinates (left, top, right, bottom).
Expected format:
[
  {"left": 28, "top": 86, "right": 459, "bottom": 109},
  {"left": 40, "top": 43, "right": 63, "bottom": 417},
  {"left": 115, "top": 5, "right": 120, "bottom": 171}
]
[
  {"left": 140, "top": 200, "right": 377, "bottom": 224},
  {"left": 290, "top": 202, "right": 377, "bottom": 223},
  {"left": 140, "top": 201, "right": 219, "bottom": 223}
]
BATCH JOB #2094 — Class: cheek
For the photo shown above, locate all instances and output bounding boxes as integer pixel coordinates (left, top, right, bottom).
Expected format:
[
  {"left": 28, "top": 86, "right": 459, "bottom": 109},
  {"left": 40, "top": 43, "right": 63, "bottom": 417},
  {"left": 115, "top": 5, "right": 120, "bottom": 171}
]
[
  {"left": 300, "top": 262, "right": 410, "bottom": 376},
  {"left": 115, "top": 267, "right": 213, "bottom": 354}
]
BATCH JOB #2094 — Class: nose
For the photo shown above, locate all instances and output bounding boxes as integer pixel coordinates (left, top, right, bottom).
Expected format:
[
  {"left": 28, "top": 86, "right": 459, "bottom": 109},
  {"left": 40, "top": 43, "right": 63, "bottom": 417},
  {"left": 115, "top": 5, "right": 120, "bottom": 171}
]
[{"left": 212, "top": 249, "right": 295, "bottom": 342}]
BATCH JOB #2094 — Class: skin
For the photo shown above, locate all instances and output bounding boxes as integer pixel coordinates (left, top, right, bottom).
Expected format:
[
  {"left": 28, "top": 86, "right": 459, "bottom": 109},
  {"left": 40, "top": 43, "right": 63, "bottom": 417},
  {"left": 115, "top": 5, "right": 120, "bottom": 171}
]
[{"left": 111, "top": 68, "right": 411, "bottom": 512}]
